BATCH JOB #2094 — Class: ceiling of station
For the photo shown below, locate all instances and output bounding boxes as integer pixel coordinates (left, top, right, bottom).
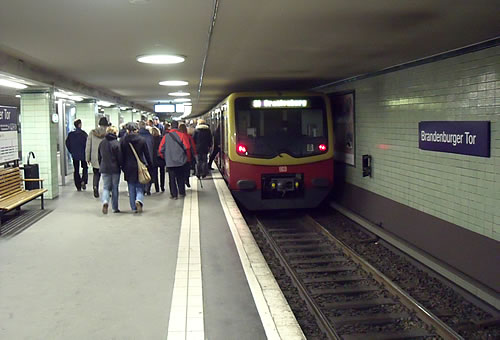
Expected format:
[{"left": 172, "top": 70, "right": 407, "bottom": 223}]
[{"left": 0, "top": 0, "right": 499, "bottom": 115}]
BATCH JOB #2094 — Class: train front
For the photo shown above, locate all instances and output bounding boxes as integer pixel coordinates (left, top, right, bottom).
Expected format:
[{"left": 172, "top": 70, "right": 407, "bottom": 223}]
[{"left": 225, "top": 93, "right": 334, "bottom": 210}]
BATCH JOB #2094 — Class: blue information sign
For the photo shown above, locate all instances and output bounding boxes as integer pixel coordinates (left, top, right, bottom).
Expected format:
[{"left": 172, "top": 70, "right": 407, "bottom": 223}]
[
  {"left": 419, "top": 121, "right": 490, "bottom": 157},
  {"left": 0, "top": 105, "right": 18, "bottom": 131}
]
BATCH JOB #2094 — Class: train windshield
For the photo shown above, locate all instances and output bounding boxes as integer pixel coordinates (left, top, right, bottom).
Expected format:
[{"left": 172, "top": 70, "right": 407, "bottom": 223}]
[{"left": 235, "top": 97, "right": 328, "bottom": 158}]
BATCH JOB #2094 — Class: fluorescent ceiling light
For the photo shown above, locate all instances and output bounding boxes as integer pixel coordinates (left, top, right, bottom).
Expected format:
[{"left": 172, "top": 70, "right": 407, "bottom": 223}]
[
  {"left": 173, "top": 98, "right": 191, "bottom": 102},
  {"left": 136, "top": 54, "right": 185, "bottom": 64},
  {"left": 120, "top": 107, "right": 129, "bottom": 110},
  {"left": 0, "top": 79, "right": 27, "bottom": 89},
  {"left": 15, "top": 95, "right": 21, "bottom": 98},
  {"left": 97, "top": 101, "right": 113, "bottom": 107},
  {"left": 168, "top": 91, "right": 190, "bottom": 96},
  {"left": 159, "top": 80, "right": 188, "bottom": 86}
]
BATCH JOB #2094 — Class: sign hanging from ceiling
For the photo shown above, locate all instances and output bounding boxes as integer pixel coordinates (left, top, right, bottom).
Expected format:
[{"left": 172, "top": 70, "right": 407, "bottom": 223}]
[
  {"left": 0, "top": 105, "right": 19, "bottom": 163},
  {"left": 419, "top": 121, "right": 490, "bottom": 157}
]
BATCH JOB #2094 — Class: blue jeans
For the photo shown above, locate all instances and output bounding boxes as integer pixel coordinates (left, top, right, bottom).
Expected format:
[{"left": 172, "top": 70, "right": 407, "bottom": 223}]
[
  {"left": 102, "top": 173, "right": 120, "bottom": 211},
  {"left": 127, "top": 181, "right": 144, "bottom": 211}
]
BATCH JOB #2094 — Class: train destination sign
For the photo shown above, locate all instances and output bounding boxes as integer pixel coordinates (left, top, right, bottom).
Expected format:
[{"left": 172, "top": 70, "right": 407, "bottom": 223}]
[
  {"left": 419, "top": 121, "right": 490, "bottom": 157},
  {"left": 252, "top": 99, "right": 308, "bottom": 108}
]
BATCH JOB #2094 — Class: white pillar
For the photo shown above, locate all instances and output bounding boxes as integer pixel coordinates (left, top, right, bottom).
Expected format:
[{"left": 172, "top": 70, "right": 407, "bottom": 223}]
[
  {"left": 20, "top": 89, "right": 59, "bottom": 199},
  {"left": 75, "top": 100, "right": 97, "bottom": 134},
  {"left": 104, "top": 106, "right": 120, "bottom": 128}
]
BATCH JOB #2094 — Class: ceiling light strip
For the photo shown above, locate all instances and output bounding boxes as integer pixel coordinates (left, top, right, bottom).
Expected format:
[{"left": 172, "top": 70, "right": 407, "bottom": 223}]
[{"left": 197, "top": 0, "right": 220, "bottom": 104}]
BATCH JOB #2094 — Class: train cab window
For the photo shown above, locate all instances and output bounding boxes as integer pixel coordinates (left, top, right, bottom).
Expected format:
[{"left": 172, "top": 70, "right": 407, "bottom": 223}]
[{"left": 235, "top": 97, "right": 328, "bottom": 158}]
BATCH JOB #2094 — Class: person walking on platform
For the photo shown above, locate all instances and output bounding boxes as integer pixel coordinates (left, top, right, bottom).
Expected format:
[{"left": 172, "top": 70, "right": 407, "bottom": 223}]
[
  {"left": 121, "top": 122, "right": 152, "bottom": 213},
  {"left": 159, "top": 121, "right": 188, "bottom": 199},
  {"left": 193, "top": 119, "right": 212, "bottom": 179},
  {"left": 178, "top": 123, "right": 197, "bottom": 188},
  {"left": 98, "top": 126, "right": 122, "bottom": 214},
  {"left": 65, "top": 119, "right": 88, "bottom": 191},
  {"left": 151, "top": 127, "right": 166, "bottom": 193},
  {"left": 208, "top": 123, "right": 221, "bottom": 170},
  {"left": 138, "top": 121, "right": 154, "bottom": 195},
  {"left": 86, "top": 117, "right": 108, "bottom": 198},
  {"left": 153, "top": 116, "right": 165, "bottom": 135}
]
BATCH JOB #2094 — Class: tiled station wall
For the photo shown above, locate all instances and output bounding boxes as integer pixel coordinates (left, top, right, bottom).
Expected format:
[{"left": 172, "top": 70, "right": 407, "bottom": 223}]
[{"left": 323, "top": 46, "right": 499, "bottom": 241}]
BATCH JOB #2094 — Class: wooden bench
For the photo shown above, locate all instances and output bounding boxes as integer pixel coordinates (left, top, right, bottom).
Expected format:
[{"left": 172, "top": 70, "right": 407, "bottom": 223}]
[{"left": 0, "top": 167, "right": 47, "bottom": 235}]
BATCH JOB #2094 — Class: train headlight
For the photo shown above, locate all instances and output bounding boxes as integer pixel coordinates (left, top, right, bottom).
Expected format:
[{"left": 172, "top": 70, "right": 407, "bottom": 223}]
[
  {"left": 237, "top": 144, "right": 247, "bottom": 155},
  {"left": 295, "top": 181, "right": 299, "bottom": 188},
  {"left": 271, "top": 182, "right": 276, "bottom": 189},
  {"left": 318, "top": 144, "right": 327, "bottom": 152}
]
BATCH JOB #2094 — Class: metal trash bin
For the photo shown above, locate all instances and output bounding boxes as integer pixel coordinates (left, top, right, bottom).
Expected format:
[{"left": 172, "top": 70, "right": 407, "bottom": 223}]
[{"left": 23, "top": 152, "right": 40, "bottom": 190}]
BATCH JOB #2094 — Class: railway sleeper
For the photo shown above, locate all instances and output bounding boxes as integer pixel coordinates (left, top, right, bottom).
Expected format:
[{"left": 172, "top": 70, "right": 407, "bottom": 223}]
[
  {"left": 310, "top": 286, "right": 380, "bottom": 295},
  {"left": 341, "top": 328, "right": 431, "bottom": 340},
  {"left": 322, "top": 297, "right": 397, "bottom": 310},
  {"left": 303, "top": 274, "right": 364, "bottom": 284},
  {"left": 296, "top": 265, "right": 356, "bottom": 273},
  {"left": 290, "top": 257, "right": 348, "bottom": 265},
  {"left": 330, "top": 312, "right": 410, "bottom": 326},
  {"left": 270, "top": 231, "right": 317, "bottom": 237},
  {"left": 275, "top": 236, "right": 322, "bottom": 242},
  {"left": 280, "top": 244, "right": 329, "bottom": 250},
  {"left": 286, "top": 250, "right": 341, "bottom": 257}
]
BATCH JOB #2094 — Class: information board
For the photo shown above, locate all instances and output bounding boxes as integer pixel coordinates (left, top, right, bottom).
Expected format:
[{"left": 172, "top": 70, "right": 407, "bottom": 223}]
[{"left": 0, "top": 105, "right": 19, "bottom": 163}]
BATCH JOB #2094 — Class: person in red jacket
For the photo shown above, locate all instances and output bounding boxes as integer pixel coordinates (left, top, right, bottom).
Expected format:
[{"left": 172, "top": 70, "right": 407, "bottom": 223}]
[
  {"left": 158, "top": 121, "right": 191, "bottom": 198},
  {"left": 179, "top": 123, "right": 197, "bottom": 188}
]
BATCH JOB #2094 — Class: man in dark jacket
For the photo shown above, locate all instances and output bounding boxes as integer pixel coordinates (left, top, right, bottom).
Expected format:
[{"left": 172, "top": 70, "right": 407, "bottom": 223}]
[
  {"left": 208, "top": 123, "right": 221, "bottom": 170},
  {"left": 121, "top": 122, "right": 152, "bottom": 213},
  {"left": 98, "top": 126, "right": 122, "bottom": 214},
  {"left": 192, "top": 119, "right": 212, "bottom": 178},
  {"left": 138, "top": 121, "right": 154, "bottom": 195},
  {"left": 153, "top": 116, "right": 165, "bottom": 135},
  {"left": 65, "top": 119, "right": 88, "bottom": 191}
]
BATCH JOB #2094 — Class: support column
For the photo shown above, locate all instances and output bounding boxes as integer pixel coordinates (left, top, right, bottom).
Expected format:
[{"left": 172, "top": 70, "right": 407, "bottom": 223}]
[
  {"left": 122, "top": 109, "right": 133, "bottom": 123},
  {"left": 104, "top": 106, "right": 120, "bottom": 128},
  {"left": 132, "top": 110, "right": 141, "bottom": 122},
  {"left": 20, "top": 89, "right": 59, "bottom": 199},
  {"left": 75, "top": 99, "right": 97, "bottom": 134}
]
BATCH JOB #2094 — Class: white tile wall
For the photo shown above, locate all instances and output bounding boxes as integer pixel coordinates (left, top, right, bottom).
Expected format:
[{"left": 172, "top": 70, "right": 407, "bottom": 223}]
[
  {"left": 20, "top": 91, "right": 59, "bottom": 199},
  {"left": 323, "top": 46, "right": 500, "bottom": 241}
]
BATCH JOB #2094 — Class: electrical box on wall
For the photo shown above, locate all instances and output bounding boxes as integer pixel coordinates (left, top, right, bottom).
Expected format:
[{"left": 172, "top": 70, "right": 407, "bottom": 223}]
[{"left": 363, "top": 155, "right": 371, "bottom": 177}]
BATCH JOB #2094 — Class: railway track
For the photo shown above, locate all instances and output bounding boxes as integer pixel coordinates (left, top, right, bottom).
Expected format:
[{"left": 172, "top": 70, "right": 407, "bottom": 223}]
[{"left": 255, "top": 213, "right": 463, "bottom": 340}]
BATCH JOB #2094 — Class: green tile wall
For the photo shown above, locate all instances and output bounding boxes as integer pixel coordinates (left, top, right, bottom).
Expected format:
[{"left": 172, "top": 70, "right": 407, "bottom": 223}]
[
  {"left": 323, "top": 46, "right": 500, "bottom": 241},
  {"left": 75, "top": 102, "right": 97, "bottom": 134},
  {"left": 104, "top": 107, "right": 120, "bottom": 128},
  {"left": 20, "top": 92, "right": 59, "bottom": 199}
]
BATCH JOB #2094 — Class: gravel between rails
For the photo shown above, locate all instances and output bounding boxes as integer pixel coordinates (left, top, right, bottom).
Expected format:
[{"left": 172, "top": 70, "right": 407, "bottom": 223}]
[{"left": 311, "top": 207, "right": 500, "bottom": 340}]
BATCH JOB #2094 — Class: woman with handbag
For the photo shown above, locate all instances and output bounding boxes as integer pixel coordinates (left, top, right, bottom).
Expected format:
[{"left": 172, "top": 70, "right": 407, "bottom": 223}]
[{"left": 120, "top": 122, "right": 152, "bottom": 213}]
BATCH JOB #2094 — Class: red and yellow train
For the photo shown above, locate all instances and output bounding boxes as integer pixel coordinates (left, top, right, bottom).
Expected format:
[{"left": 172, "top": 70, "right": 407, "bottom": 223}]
[{"left": 201, "top": 91, "right": 334, "bottom": 210}]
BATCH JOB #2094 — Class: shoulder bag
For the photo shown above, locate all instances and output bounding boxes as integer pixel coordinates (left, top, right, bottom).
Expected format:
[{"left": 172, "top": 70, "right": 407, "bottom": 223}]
[{"left": 129, "top": 143, "right": 151, "bottom": 184}]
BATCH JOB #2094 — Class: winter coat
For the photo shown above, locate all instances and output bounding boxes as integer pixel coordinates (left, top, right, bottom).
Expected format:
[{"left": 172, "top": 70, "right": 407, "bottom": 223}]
[
  {"left": 159, "top": 129, "right": 188, "bottom": 168},
  {"left": 138, "top": 128, "right": 154, "bottom": 166},
  {"left": 186, "top": 134, "right": 197, "bottom": 162},
  {"left": 213, "top": 125, "right": 221, "bottom": 147},
  {"left": 65, "top": 128, "right": 88, "bottom": 160},
  {"left": 152, "top": 135, "right": 165, "bottom": 167},
  {"left": 193, "top": 123, "right": 212, "bottom": 154},
  {"left": 120, "top": 133, "right": 152, "bottom": 183},
  {"left": 86, "top": 126, "right": 107, "bottom": 168},
  {"left": 98, "top": 133, "right": 122, "bottom": 174},
  {"left": 154, "top": 123, "right": 165, "bottom": 136}
]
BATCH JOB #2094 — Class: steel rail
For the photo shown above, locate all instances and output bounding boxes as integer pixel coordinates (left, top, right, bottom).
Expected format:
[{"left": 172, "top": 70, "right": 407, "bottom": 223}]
[
  {"left": 304, "top": 215, "right": 464, "bottom": 340},
  {"left": 256, "top": 217, "right": 342, "bottom": 340}
]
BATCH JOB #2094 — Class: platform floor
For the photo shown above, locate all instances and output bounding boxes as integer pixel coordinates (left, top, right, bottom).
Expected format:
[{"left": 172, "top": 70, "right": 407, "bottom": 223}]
[{"left": 0, "top": 172, "right": 304, "bottom": 340}]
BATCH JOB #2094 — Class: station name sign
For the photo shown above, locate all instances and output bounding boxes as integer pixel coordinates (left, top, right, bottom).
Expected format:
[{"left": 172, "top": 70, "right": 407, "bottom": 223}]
[{"left": 419, "top": 121, "right": 490, "bottom": 157}]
